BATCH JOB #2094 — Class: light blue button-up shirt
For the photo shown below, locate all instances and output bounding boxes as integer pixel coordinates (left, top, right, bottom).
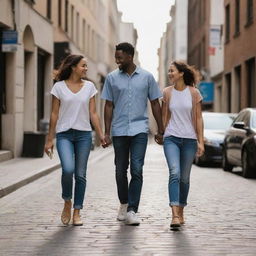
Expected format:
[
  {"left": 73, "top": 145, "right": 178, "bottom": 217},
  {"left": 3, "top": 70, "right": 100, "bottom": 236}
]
[{"left": 101, "top": 67, "right": 162, "bottom": 136}]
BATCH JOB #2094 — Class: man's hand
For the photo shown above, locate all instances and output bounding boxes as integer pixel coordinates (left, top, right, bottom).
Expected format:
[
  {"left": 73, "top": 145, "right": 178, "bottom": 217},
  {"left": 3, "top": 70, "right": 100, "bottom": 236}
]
[
  {"left": 154, "top": 133, "right": 163, "bottom": 145},
  {"left": 102, "top": 134, "right": 112, "bottom": 148}
]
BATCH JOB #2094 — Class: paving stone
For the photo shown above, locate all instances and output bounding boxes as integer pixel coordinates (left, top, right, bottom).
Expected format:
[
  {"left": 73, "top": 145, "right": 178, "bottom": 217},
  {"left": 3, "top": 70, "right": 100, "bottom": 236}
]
[{"left": 0, "top": 143, "right": 256, "bottom": 255}]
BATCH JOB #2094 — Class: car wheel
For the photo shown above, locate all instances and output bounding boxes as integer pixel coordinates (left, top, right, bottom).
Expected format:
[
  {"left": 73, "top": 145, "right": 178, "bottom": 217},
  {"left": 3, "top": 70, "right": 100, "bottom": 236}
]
[
  {"left": 222, "top": 149, "right": 233, "bottom": 172},
  {"left": 242, "top": 149, "right": 255, "bottom": 178}
]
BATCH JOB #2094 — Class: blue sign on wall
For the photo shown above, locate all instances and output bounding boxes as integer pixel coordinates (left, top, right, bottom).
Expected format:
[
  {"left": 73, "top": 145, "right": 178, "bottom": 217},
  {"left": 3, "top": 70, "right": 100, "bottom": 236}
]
[
  {"left": 1, "top": 30, "right": 18, "bottom": 52},
  {"left": 198, "top": 82, "right": 214, "bottom": 104}
]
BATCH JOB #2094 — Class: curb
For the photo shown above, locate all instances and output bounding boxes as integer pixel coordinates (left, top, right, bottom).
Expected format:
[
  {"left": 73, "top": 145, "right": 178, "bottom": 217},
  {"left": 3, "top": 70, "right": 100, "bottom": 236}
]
[
  {"left": 0, "top": 163, "right": 61, "bottom": 198},
  {"left": 0, "top": 147, "right": 113, "bottom": 198}
]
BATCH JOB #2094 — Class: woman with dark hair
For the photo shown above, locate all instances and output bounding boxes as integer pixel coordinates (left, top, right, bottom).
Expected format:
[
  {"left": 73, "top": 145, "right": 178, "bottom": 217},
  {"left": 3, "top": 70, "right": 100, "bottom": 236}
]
[
  {"left": 161, "top": 61, "right": 204, "bottom": 229},
  {"left": 45, "top": 54, "right": 106, "bottom": 226}
]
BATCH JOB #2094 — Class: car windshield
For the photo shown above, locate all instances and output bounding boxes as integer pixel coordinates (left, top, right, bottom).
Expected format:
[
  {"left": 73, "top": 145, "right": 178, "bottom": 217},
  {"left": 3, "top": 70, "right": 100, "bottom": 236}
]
[{"left": 203, "top": 114, "right": 234, "bottom": 130}]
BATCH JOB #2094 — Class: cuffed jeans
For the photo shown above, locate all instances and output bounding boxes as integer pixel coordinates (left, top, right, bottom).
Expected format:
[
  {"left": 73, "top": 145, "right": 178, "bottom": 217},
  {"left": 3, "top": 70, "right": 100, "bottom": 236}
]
[
  {"left": 163, "top": 135, "right": 197, "bottom": 207},
  {"left": 112, "top": 133, "right": 148, "bottom": 213},
  {"left": 56, "top": 129, "right": 92, "bottom": 209}
]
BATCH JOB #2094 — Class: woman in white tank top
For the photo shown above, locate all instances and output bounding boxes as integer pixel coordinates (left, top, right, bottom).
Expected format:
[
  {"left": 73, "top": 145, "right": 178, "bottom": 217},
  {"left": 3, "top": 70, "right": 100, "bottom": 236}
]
[
  {"left": 45, "top": 55, "right": 107, "bottom": 226},
  {"left": 161, "top": 61, "right": 204, "bottom": 230}
]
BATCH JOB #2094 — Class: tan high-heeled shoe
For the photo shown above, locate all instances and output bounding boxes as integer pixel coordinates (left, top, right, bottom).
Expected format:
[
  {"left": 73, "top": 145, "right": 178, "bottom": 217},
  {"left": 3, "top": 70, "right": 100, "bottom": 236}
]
[
  {"left": 178, "top": 206, "right": 185, "bottom": 224},
  {"left": 73, "top": 209, "right": 83, "bottom": 226},
  {"left": 179, "top": 216, "right": 185, "bottom": 225},
  {"left": 61, "top": 200, "right": 72, "bottom": 225},
  {"left": 170, "top": 216, "right": 181, "bottom": 228}
]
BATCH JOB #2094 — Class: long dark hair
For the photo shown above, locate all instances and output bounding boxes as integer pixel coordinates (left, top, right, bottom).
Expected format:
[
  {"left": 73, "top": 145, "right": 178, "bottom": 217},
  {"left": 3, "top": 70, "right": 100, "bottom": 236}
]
[
  {"left": 172, "top": 61, "right": 201, "bottom": 87},
  {"left": 55, "top": 54, "right": 84, "bottom": 81}
]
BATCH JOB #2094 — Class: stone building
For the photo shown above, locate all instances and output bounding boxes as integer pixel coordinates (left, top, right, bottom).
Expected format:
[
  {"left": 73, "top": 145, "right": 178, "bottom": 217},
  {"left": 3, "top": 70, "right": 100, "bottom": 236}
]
[
  {"left": 223, "top": 0, "right": 256, "bottom": 112},
  {"left": 0, "top": 0, "right": 137, "bottom": 159},
  {"left": 0, "top": 0, "right": 54, "bottom": 159},
  {"left": 158, "top": 0, "right": 188, "bottom": 90}
]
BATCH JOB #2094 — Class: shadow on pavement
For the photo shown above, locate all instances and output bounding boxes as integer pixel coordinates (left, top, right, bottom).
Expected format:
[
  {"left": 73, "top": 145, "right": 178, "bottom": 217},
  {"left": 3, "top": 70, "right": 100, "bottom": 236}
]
[{"left": 35, "top": 225, "right": 75, "bottom": 255}]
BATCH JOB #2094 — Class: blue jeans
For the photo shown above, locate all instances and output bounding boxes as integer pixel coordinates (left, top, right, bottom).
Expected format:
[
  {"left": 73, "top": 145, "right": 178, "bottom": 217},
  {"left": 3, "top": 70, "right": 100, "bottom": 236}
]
[
  {"left": 163, "top": 136, "right": 197, "bottom": 207},
  {"left": 112, "top": 133, "right": 148, "bottom": 213},
  {"left": 56, "top": 129, "right": 92, "bottom": 209}
]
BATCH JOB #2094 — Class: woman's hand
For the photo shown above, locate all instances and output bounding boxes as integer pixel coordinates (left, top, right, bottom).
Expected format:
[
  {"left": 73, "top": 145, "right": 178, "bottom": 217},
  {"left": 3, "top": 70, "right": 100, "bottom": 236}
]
[
  {"left": 196, "top": 141, "right": 205, "bottom": 157},
  {"left": 45, "top": 139, "right": 54, "bottom": 158},
  {"left": 154, "top": 133, "right": 163, "bottom": 145},
  {"left": 102, "top": 134, "right": 112, "bottom": 148}
]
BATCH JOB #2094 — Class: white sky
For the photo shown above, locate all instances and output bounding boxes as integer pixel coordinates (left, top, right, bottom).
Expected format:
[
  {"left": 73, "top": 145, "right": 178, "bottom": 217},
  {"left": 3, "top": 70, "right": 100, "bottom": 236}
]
[{"left": 116, "top": 0, "right": 174, "bottom": 80}]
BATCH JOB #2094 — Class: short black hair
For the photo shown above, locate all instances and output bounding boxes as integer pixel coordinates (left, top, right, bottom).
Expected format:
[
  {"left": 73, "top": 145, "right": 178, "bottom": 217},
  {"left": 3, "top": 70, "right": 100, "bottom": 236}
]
[{"left": 116, "top": 42, "right": 134, "bottom": 57}]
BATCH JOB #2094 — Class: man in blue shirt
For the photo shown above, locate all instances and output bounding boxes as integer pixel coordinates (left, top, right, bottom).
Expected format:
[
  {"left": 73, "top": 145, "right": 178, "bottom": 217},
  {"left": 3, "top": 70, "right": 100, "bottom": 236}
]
[{"left": 101, "top": 42, "right": 164, "bottom": 225}]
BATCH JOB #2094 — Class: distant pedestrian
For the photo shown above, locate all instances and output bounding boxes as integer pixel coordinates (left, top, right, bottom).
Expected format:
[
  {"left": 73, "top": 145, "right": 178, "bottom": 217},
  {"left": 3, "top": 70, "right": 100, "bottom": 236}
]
[
  {"left": 101, "top": 42, "right": 164, "bottom": 225},
  {"left": 45, "top": 54, "right": 106, "bottom": 226},
  {"left": 162, "top": 61, "right": 204, "bottom": 229}
]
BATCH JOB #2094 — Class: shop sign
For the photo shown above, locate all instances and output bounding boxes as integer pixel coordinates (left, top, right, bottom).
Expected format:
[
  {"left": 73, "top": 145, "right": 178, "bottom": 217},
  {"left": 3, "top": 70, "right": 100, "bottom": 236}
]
[
  {"left": 198, "top": 82, "right": 214, "bottom": 104},
  {"left": 1, "top": 30, "right": 18, "bottom": 52}
]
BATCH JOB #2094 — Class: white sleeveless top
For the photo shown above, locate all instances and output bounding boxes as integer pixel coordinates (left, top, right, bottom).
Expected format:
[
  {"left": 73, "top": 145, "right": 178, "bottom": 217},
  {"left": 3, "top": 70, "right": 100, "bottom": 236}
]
[
  {"left": 164, "top": 87, "right": 197, "bottom": 139},
  {"left": 51, "top": 80, "right": 97, "bottom": 133}
]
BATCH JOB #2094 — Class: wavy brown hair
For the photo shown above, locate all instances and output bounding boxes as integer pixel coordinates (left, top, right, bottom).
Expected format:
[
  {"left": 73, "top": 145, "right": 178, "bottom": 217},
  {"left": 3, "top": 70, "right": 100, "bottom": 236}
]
[
  {"left": 172, "top": 61, "right": 201, "bottom": 87},
  {"left": 55, "top": 54, "right": 84, "bottom": 81}
]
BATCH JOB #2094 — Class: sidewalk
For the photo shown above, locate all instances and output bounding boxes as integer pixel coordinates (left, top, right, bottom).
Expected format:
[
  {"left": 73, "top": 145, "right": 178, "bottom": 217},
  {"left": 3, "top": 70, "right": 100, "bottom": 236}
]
[{"left": 0, "top": 146, "right": 113, "bottom": 198}]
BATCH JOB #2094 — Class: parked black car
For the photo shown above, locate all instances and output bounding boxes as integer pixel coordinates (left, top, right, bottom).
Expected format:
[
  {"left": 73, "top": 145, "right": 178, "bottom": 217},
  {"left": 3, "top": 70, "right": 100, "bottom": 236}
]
[
  {"left": 194, "top": 112, "right": 236, "bottom": 166},
  {"left": 222, "top": 108, "right": 256, "bottom": 178}
]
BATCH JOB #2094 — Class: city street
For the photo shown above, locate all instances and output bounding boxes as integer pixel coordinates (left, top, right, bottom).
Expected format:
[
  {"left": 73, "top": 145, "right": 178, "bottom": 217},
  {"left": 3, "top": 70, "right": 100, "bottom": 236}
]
[{"left": 0, "top": 143, "right": 256, "bottom": 256}]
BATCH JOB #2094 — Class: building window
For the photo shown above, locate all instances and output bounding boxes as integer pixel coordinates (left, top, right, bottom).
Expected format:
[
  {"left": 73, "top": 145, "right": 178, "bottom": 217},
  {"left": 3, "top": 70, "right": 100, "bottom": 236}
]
[
  {"left": 87, "top": 25, "right": 91, "bottom": 56},
  {"left": 71, "top": 5, "right": 74, "bottom": 40},
  {"left": 92, "top": 30, "right": 95, "bottom": 60},
  {"left": 200, "top": 0, "right": 206, "bottom": 25},
  {"left": 246, "top": 0, "right": 254, "bottom": 26},
  {"left": 225, "top": 4, "right": 230, "bottom": 43},
  {"left": 37, "top": 50, "right": 46, "bottom": 130},
  {"left": 235, "top": 65, "right": 241, "bottom": 110},
  {"left": 82, "top": 19, "right": 86, "bottom": 53},
  {"left": 76, "top": 12, "right": 80, "bottom": 46},
  {"left": 225, "top": 73, "right": 232, "bottom": 112},
  {"left": 201, "top": 37, "right": 205, "bottom": 69},
  {"left": 47, "top": 0, "right": 51, "bottom": 20},
  {"left": 246, "top": 58, "right": 256, "bottom": 107},
  {"left": 234, "top": 0, "right": 240, "bottom": 36},
  {"left": 65, "top": 0, "right": 68, "bottom": 32},
  {"left": 0, "top": 51, "right": 6, "bottom": 115},
  {"left": 0, "top": 49, "right": 6, "bottom": 147},
  {"left": 58, "top": 0, "right": 62, "bottom": 27}
]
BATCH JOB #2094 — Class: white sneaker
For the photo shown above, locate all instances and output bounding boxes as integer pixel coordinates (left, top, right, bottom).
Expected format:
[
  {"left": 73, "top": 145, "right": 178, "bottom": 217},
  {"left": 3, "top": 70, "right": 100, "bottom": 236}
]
[
  {"left": 117, "top": 203, "right": 128, "bottom": 221},
  {"left": 125, "top": 211, "right": 140, "bottom": 226}
]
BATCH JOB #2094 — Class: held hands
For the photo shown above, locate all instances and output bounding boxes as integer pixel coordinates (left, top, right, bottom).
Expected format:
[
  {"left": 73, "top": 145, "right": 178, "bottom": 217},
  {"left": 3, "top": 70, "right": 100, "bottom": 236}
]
[
  {"left": 101, "top": 134, "right": 112, "bottom": 148},
  {"left": 196, "top": 141, "right": 205, "bottom": 157},
  {"left": 154, "top": 133, "right": 164, "bottom": 145}
]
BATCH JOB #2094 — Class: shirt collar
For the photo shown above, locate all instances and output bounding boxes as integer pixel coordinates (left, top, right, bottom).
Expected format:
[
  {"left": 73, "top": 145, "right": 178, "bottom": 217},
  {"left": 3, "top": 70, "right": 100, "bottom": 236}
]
[{"left": 118, "top": 66, "right": 140, "bottom": 75}]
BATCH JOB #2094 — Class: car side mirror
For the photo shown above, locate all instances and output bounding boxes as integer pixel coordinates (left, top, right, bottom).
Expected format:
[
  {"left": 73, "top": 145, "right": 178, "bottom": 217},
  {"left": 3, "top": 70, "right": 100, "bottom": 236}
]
[{"left": 233, "top": 121, "right": 245, "bottom": 129}]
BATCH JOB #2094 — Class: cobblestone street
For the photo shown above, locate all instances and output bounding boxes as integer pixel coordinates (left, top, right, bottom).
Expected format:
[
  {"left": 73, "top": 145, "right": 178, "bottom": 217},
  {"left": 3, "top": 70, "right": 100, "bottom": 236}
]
[{"left": 0, "top": 143, "right": 256, "bottom": 256}]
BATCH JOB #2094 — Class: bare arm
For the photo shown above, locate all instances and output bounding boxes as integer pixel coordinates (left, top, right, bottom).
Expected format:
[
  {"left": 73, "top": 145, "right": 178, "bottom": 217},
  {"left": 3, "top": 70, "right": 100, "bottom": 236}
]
[
  {"left": 150, "top": 99, "right": 164, "bottom": 144},
  {"left": 89, "top": 96, "right": 105, "bottom": 146},
  {"left": 104, "top": 100, "right": 113, "bottom": 146},
  {"left": 161, "top": 100, "right": 167, "bottom": 131},
  {"left": 196, "top": 102, "right": 204, "bottom": 156},
  {"left": 44, "top": 96, "right": 60, "bottom": 154}
]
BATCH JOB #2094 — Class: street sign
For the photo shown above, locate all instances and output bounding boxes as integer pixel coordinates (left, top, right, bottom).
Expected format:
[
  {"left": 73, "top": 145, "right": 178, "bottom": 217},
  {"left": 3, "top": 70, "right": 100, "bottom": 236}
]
[
  {"left": 210, "top": 26, "right": 221, "bottom": 47},
  {"left": 198, "top": 82, "right": 214, "bottom": 104},
  {"left": 1, "top": 30, "right": 18, "bottom": 52}
]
